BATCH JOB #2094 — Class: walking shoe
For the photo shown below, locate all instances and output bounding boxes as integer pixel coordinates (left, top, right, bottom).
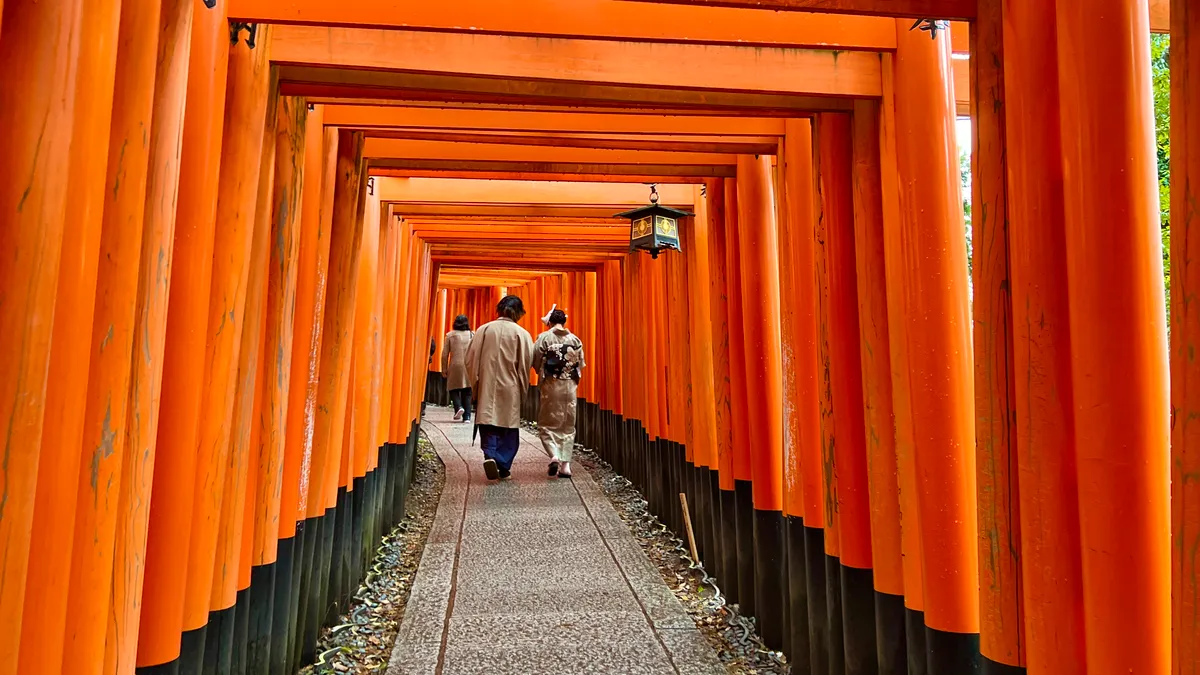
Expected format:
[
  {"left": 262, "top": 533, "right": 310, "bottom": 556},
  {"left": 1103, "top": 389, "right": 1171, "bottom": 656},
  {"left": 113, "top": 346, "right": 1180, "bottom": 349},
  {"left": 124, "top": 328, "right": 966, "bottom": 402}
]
[
  {"left": 548, "top": 461, "right": 559, "bottom": 477},
  {"left": 453, "top": 408, "right": 464, "bottom": 421},
  {"left": 557, "top": 461, "right": 572, "bottom": 478},
  {"left": 498, "top": 467, "right": 512, "bottom": 479},
  {"left": 483, "top": 458, "right": 499, "bottom": 480}
]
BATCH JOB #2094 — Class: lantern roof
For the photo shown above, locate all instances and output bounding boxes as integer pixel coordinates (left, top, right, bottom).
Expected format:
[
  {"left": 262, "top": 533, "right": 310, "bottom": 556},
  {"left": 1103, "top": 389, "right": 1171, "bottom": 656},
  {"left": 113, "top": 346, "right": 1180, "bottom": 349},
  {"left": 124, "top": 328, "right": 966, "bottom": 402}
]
[{"left": 613, "top": 203, "right": 692, "bottom": 220}]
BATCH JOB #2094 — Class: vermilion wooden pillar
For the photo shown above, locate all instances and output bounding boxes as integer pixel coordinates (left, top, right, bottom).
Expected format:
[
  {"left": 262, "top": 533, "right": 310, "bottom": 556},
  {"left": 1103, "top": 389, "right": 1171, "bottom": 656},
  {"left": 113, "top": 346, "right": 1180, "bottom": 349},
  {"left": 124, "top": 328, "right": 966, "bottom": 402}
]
[
  {"left": 17, "top": 1, "right": 121, "bottom": 671},
  {"left": 780, "top": 118, "right": 822, "bottom": 671},
  {"left": 706, "top": 179, "right": 739, "bottom": 603},
  {"left": 395, "top": 228, "right": 424, "bottom": 440},
  {"left": 970, "top": 3, "right": 1026, "bottom": 672},
  {"left": 1056, "top": 0, "right": 1170, "bottom": 671},
  {"left": 389, "top": 219, "right": 413, "bottom": 441},
  {"left": 208, "top": 88, "right": 274, "bottom": 665},
  {"left": 879, "top": 51, "right": 928, "bottom": 675},
  {"left": 0, "top": 3, "right": 82, "bottom": 657},
  {"left": 723, "top": 176, "right": 757, "bottom": 616},
  {"left": 1003, "top": 1, "right": 1084, "bottom": 673},
  {"left": 850, "top": 99, "right": 906, "bottom": 675},
  {"left": 250, "top": 94, "right": 307, "bottom": 628},
  {"left": 107, "top": 0, "right": 195, "bottom": 670},
  {"left": 811, "top": 113, "right": 845, "bottom": 675},
  {"left": 735, "top": 154, "right": 787, "bottom": 650},
  {"left": 134, "top": 0, "right": 229, "bottom": 669},
  {"left": 818, "top": 112, "right": 875, "bottom": 675},
  {"left": 684, "top": 186, "right": 719, "bottom": 563},
  {"left": 1175, "top": 0, "right": 1200, "bottom": 668},
  {"left": 892, "top": 18, "right": 980, "bottom": 672},
  {"left": 177, "top": 29, "right": 273, "bottom": 669},
  {"left": 308, "top": 130, "right": 366, "bottom": 519},
  {"left": 62, "top": 0, "right": 161, "bottom": 669},
  {"left": 276, "top": 115, "right": 331, "bottom": 673}
]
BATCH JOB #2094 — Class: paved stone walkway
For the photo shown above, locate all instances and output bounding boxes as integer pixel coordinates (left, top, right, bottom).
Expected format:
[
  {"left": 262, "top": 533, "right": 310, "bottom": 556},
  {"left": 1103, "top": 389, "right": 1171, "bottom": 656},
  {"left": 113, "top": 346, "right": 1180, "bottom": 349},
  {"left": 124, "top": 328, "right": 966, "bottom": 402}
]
[{"left": 386, "top": 407, "right": 727, "bottom": 675}]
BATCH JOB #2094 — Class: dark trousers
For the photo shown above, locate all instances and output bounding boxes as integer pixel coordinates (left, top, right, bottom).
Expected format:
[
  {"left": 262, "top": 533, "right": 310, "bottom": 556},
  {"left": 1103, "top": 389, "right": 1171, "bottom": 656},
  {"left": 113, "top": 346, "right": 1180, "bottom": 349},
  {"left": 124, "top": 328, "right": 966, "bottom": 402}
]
[
  {"left": 449, "top": 387, "right": 472, "bottom": 420},
  {"left": 479, "top": 425, "right": 521, "bottom": 472}
]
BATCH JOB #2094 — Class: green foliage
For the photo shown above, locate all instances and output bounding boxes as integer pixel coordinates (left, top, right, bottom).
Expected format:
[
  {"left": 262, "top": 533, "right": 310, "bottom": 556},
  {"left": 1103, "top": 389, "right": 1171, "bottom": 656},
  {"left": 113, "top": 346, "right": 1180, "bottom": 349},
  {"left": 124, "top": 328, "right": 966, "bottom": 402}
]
[
  {"left": 1153, "top": 34, "right": 1170, "bottom": 307},
  {"left": 961, "top": 147, "right": 972, "bottom": 278}
]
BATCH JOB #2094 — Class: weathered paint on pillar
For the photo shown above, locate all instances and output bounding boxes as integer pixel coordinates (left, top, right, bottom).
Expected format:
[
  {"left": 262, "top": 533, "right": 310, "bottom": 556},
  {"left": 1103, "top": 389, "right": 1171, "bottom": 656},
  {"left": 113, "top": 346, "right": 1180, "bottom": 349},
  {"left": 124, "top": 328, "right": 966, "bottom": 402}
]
[
  {"left": 351, "top": 179, "right": 382, "bottom": 481},
  {"left": 212, "top": 93, "right": 275, "bottom": 611},
  {"left": 106, "top": 0, "right": 195, "bottom": 669},
  {"left": 1056, "top": 0, "right": 1170, "bottom": 670},
  {"left": 879, "top": 52, "right": 925, "bottom": 616},
  {"left": 63, "top": 0, "right": 162, "bottom": 667},
  {"left": 850, "top": 100, "right": 903, "bottom": 598},
  {"left": 685, "top": 188, "right": 719, "bottom": 473},
  {"left": 1003, "top": 1, "right": 1085, "bottom": 672},
  {"left": 285, "top": 122, "right": 336, "bottom": 528},
  {"left": 723, "top": 179, "right": 753, "bottom": 484},
  {"left": 812, "top": 119, "right": 840, "bottom": 559},
  {"left": 307, "top": 130, "right": 366, "bottom": 517},
  {"left": 18, "top": 0, "right": 121, "bottom": 670},
  {"left": 736, "top": 154, "right": 784, "bottom": 512},
  {"left": 1174, "top": 0, "right": 1200, "bottom": 670},
  {"left": 135, "top": 1, "right": 230, "bottom": 664},
  {"left": 782, "top": 120, "right": 823, "bottom": 528},
  {"left": 181, "top": 26, "right": 273, "bottom": 636},
  {"left": 818, "top": 114, "right": 872, "bottom": 571},
  {"left": 0, "top": 9, "right": 82, "bottom": 656},
  {"left": 254, "top": 95, "right": 307, "bottom": 565},
  {"left": 970, "top": 2, "right": 1025, "bottom": 668},
  {"left": 892, "top": 18, "right": 980, "bottom": 640},
  {"left": 707, "top": 180, "right": 735, "bottom": 490}
]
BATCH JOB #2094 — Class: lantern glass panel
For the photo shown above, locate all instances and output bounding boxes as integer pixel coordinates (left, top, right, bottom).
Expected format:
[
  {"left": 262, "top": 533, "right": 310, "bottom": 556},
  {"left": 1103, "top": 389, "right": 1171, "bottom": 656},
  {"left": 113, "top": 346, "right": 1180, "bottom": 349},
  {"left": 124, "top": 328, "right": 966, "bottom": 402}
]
[{"left": 654, "top": 215, "right": 677, "bottom": 237}]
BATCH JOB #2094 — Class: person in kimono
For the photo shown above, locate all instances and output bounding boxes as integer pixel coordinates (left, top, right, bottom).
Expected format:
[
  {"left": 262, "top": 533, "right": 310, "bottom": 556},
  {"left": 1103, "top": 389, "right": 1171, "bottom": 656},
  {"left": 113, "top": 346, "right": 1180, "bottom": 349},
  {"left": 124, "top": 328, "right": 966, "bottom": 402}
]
[
  {"left": 465, "top": 295, "right": 534, "bottom": 480},
  {"left": 441, "top": 314, "right": 474, "bottom": 422},
  {"left": 532, "top": 307, "right": 585, "bottom": 478}
]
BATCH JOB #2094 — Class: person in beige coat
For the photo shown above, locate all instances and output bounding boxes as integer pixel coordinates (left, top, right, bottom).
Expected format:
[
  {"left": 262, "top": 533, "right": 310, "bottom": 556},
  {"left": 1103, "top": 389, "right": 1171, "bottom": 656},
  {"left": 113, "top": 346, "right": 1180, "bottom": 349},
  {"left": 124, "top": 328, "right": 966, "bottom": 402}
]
[
  {"left": 441, "top": 314, "right": 474, "bottom": 422},
  {"left": 465, "top": 295, "right": 534, "bottom": 480},
  {"left": 533, "top": 307, "right": 585, "bottom": 478}
]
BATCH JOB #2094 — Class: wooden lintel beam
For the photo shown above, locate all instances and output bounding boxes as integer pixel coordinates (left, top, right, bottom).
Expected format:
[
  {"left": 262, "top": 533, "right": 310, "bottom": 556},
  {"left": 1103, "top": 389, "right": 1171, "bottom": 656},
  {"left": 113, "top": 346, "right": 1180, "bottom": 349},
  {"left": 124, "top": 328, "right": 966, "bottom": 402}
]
[
  {"left": 371, "top": 168, "right": 708, "bottom": 184},
  {"left": 229, "top": 0, "right": 896, "bottom": 50},
  {"left": 313, "top": 99, "right": 806, "bottom": 117},
  {"left": 358, "top": 129, "right": 779, "bottom": 155},
  {"left": 271, "top": 26, "right": 883, "bottom": 98},
  {"left": 612, "top": 0, "right": 976, "bottom": 20},
  {"left": 394, "top": 204, "right": 671, "bottom": 219},
  {"left": 323, "top": 105, "right": 787, "bottom": 136},
  {"left": 279, "top": 76, "right": 858, "bottom": 114},
  {"left": 374, "top": 178, "right": 694, "bottom": 206},
  {"left": 369, "top": 158, "right": 735, "bottom": 178}
]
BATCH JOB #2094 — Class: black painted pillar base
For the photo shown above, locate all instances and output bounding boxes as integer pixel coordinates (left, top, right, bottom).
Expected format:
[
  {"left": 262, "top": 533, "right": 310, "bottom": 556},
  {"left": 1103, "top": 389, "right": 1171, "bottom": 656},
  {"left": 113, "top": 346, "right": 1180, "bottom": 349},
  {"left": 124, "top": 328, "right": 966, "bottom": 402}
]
[
  {"left": 693, "top": 465, "right": 711, "bottom": 566},
  {"left": 785, "top": 516, "right": 810, "bottom": 670},
  {"left": 906, "top": 608, "right": 929, "bottom": 675},
  {"left": 708, "top": 470, "right": 724, "bottom": 584},
  {"left": 719, "top": 487, "right": 739, "bottom": 604},
  {"left": 803, "top": 526, "right": 830, "bottom": 675},
  {"left": 982, "top": 657, "right": 1026, "bottom": 675},
  {"left": 136, "top": 658, "right": 181, "bottom": 675},
  {"left": 874, "top": 591, "right": 906, "bottom": 675},
  {"left": 179, "top": 624, "right": 207, "bottom": 675},
  {"left": 269, "top": 536, "right": 296, "bottom": 675},
  {"left": 247, "top": 561, "right": 275, "bottom": 674},
  {"left": 733, "top": 479, "right": 756, "bottom": 616},
  {"left": 841, "top": 566, "right": 878, "bottom": 675},
  {"left": 826, "top": 554, "right": 845, "bottom": 675},
  {"left": 753, "top": 508, "right": 787, "bottom": 651},
  {"left": 926, "top": 626, "right": 981, "bottom": 675}
]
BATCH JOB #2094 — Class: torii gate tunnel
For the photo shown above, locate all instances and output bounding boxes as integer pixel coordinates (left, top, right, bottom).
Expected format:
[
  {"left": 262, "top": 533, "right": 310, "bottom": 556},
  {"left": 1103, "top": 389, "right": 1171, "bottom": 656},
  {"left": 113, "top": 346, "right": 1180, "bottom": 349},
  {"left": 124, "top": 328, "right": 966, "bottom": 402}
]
[{"left": 0, "top": 0, "right": 1192, "bottom": 673}]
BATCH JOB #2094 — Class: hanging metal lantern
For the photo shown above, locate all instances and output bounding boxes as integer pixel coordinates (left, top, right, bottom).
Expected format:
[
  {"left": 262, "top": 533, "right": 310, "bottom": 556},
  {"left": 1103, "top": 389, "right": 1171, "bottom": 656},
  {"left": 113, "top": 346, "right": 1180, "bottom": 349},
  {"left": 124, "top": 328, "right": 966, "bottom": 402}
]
[{"left": 614, "top": 185, "right": 692, "bottom": 259}]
